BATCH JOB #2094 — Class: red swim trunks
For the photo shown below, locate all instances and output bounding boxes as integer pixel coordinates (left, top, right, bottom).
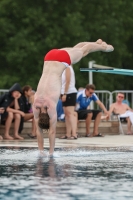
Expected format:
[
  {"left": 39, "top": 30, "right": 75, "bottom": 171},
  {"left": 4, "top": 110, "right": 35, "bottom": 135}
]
[{"left": 44, "top": 49, "right": 71, "bottom": 65}]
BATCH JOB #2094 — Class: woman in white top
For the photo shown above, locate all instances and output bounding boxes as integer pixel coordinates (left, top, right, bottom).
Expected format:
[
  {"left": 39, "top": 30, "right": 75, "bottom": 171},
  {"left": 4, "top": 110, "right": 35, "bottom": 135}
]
[{"left": 60, "top": 65, "right": 78, "bottom": 139}]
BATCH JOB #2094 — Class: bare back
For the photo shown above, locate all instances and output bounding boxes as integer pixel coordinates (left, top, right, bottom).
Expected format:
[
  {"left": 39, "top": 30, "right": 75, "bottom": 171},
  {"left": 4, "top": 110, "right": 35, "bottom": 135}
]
[{"left": 34, "top": 61, "right": 66, "bottom": 108}]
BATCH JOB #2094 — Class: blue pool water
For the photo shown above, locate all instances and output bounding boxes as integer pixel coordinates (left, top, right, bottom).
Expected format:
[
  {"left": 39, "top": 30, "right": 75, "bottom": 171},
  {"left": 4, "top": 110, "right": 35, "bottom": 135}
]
[{"left": 0, "top": 147, "right": 133, "bottom": 200}]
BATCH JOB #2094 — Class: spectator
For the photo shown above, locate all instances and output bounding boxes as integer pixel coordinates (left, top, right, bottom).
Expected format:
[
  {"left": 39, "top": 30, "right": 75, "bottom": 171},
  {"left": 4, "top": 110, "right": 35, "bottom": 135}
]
[
  {"left": 60, "top": 65, "right": 78, "bottom": 139},
  {"left": 76, "top": 84, "right": 109, "bottom": 137},
  {"left": 108, "top": 92, "right": 133, "bottom": 135},
  {"left": 22, "top": 85, "right": 36, "bottom": 138},
  {"left": 0, "top": 83, "right": 25, "bottom": 140}
]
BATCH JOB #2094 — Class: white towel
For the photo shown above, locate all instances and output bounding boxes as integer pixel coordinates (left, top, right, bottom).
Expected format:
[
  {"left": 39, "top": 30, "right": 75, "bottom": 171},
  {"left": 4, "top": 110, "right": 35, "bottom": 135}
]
[{"left": 119, "top": 110, "right": 133, "bottom": 125}]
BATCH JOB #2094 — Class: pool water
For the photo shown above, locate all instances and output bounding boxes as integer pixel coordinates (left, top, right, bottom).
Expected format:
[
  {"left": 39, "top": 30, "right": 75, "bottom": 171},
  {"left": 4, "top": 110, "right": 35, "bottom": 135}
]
[{"left": 0, "top": 147, "right": 133, "bottom": 200}]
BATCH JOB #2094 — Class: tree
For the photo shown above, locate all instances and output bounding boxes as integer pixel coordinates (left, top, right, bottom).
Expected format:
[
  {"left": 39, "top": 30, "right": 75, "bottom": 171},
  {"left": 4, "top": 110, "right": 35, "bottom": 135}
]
[{"left": 0, "top": 0, "right": 133, "bottom": 91}]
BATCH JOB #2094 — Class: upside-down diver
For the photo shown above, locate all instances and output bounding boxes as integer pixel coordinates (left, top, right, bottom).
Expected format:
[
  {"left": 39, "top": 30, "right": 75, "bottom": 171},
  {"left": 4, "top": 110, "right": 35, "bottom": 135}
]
[{"left": 32, "top": 39, "right": 114, "bottom": 157}]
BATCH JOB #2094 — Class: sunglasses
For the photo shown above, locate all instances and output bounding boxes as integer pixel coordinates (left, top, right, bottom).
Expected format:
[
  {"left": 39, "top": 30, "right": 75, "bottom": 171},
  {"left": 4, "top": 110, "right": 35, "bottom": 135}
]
[
  {"left": 88, "top": 90, "right": 94, "bottom": 94},
  {"left": 118, "top": 96, "right": 124, "bottom": 99}
]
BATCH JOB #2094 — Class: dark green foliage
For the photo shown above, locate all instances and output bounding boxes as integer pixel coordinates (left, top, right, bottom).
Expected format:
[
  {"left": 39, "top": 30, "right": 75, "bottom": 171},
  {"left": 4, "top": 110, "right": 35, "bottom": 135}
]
[{"left": 0, "top": 0, "right": 133, "bottom": 90}]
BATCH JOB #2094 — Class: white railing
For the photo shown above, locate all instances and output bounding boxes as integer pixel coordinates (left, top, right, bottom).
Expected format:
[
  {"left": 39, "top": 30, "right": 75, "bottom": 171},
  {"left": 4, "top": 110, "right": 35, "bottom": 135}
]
[
  {"left": 0, "top": 89, "right": 9, "bottom": 96},
  {"left": 0, "top": 89, "right": 133, "bottom": 108},
  {"left": 89, "top": 90, "right": 112, "bottom": 109}
]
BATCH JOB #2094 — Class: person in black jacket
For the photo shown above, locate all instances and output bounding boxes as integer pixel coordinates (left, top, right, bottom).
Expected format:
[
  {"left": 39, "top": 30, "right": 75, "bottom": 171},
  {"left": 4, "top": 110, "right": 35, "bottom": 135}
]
[{"left": 0, "top": 83, "right": 25, "bottom": 140}]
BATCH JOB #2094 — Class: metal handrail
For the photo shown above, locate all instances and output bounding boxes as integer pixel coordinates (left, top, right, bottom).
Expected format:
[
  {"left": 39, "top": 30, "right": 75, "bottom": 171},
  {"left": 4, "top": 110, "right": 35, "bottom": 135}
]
[
  {"left": 0, "top": 89, "right": 9, "bottom": 96},
  {"left": 0, "top": 89, "right": 133, "bottom": 108},
  {"left": 0, "top": 89, "right": 9, "bottom": 92}
]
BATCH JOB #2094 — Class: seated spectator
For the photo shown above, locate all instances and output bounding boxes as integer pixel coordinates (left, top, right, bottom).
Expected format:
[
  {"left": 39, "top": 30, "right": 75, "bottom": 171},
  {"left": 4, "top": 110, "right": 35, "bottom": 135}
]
[
  {"left": 22, "top": 85, "right": 36, "bottom": 138},
  {"left": 0, "top": 83, "right": 25, "bottom": 140},
  {"left": 76, "top": 84, "right": 109, "bottom": 137},
  {"left": 108, "top": 92, "right": 133, "bottom": 135}
]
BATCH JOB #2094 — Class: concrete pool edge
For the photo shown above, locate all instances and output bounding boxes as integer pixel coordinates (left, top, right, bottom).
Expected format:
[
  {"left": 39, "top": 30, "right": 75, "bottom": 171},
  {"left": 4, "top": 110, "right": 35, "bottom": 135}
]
[{"left": 0, "top": 135, "right": 133, "bottom": 149}]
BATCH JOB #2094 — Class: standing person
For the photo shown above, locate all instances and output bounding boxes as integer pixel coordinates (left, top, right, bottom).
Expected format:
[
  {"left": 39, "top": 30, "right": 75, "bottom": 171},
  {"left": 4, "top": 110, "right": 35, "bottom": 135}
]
[
  {"left": 22, "top": 85, "right": 36, "bottom": 138},
  {"left": 108, "top": 92, "right": 133, "bottom": 135},
  {"left": 76, "top": 84, "right": 109, "bottom": 137},
  {"left": 32, "top": 39, "right": 114, "bottom": 156},
  {"left": 60, "top": 65, "right": 78, "bottom": 139}
]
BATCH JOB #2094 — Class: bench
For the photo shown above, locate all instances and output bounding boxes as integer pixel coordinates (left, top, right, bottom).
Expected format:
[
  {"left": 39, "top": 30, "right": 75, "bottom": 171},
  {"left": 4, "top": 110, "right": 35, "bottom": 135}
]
[{"left": 0, "top": 120, "right": 119, "bottom": 139}]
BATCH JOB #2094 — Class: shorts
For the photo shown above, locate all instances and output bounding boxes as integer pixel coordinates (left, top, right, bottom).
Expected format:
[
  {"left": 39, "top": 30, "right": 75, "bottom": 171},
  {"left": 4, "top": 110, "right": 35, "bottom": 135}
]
[
  {"left": 62, "top": 93, "right": 77, "bottom": 107},
  {"left": 44, "top": 49, "right": 71, "bottom": 65},
  {"left": 77, "top": 109, "right": 101, "bottom": 120}
]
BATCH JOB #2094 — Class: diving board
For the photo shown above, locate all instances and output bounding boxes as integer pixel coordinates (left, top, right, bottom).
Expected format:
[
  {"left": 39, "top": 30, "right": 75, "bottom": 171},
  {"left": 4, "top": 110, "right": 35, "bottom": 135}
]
[{"left": 80, "top": 64, "right": 133, "bottom": 76}]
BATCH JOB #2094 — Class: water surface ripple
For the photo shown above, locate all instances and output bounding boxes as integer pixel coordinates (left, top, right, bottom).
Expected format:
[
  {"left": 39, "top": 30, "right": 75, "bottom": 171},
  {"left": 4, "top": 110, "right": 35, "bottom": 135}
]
[{"left": 0, "top": 147, "right": 133, "bottom": 200}]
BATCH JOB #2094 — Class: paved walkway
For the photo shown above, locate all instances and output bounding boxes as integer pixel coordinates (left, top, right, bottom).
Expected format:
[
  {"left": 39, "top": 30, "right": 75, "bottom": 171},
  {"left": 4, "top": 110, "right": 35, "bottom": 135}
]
[{"left": 0, "top": 135, "right": 133, "bottom": 148}]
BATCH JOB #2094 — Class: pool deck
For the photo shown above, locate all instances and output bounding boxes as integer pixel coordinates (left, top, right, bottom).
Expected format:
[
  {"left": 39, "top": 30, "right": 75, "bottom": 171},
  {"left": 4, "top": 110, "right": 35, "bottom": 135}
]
[{"left": 0, "top": 135, "right": 133, "bottom": 149}]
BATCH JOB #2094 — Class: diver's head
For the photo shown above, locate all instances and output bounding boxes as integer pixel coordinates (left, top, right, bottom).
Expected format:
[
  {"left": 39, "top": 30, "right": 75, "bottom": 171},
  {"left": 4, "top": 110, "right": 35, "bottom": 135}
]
[{"left": 38, "top": 112, "right": 50, "bottom": 130}]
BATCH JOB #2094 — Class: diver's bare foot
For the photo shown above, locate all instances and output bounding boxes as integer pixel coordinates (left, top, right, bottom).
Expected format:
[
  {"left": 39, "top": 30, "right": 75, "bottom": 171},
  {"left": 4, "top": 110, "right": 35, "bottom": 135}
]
[
  {"left": 104, "top": 45, "right": 114, "bottom": 52},
  {"left": 0, "top": 136, "right": 3, "bottom": 140},
  {"left": 14, "top": 135, "right": 24, "bottom": 140},
  {"left": 96, "top": 39, "right": 103, "bottom": 44},
  {"left": 102, "top": 42, "right": 114, "bottom": 52},
  {"left": 4, "top": 135, "right": 14, "bottom": 140}
]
